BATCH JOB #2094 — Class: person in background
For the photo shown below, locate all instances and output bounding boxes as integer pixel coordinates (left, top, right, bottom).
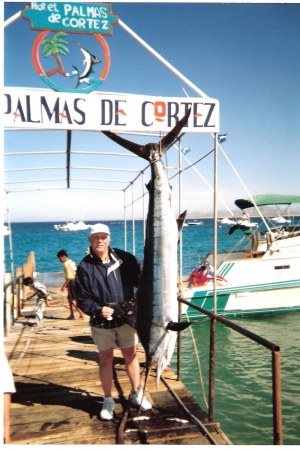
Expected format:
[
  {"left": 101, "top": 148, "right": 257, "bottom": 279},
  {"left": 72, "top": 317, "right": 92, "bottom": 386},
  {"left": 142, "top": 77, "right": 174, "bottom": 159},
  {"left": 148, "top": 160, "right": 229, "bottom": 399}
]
[
  {"left": 241, "top": 210, "right": 250, "bottom": 222},
  {"left": 75, "top": 224, "right": 152, "bottom": 421},
  {"left": 3, "top": 353, "right": 16, "bottom": 444},
  {"left": 188, "top": 261, "right": 227, "bottom": 287},
  {"left": 23, "top": 276, "right": 50, "bottom": 328},
  {"left": 56, "top": 249, "right": 84, "bottom": 320}
]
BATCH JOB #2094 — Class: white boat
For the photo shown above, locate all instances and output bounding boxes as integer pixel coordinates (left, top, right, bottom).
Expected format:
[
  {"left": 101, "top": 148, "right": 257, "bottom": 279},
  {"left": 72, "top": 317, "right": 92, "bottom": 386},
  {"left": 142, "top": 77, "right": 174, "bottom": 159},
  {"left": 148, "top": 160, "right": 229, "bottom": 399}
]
[
  {"left": 187, "top": 220, "right": 204, "bottom": 226},
  {"left": 181, "top": 194, "right": 300, "bottom": 318},
  {"left": 3, "top": 225, "right": 10, "bottom": 236},
  {"left": 236, "top": 214, "right": 258, "bottom": 228},
  {"left": 54, "top": 221, "right": 91, "bottom": 232},
  {"left": 270, "top": 216, "right": 291, "bottom": 224},
  {"left": 218, "top": 217, "right": 237, "bottom": 225}
]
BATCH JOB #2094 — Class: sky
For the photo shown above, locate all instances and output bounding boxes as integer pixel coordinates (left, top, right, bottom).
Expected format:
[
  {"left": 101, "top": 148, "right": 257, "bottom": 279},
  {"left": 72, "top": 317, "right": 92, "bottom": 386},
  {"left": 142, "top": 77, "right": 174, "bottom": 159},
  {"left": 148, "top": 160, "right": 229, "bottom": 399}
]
[{"left": 2, "top": 1, "right": 300, "bottom": 223}]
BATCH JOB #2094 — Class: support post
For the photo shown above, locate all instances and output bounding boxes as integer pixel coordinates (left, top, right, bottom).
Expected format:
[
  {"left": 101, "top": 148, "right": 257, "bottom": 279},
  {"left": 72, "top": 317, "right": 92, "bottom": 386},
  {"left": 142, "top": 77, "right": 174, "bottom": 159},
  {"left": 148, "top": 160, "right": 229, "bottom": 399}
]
[
  {"left": 208, "top": 316, "right": 216, "bottom": 422},
  {"left": 177, "top": 138, "right": 183, "bottom": 381},
  {"left": 209, "top": 133, "right": 218, "bottom": 421},
  {"left": 123, "top": 190, "right": 127, "bottom": 251},
  {"left": 131, "top": 182, "right": 135, "bottom": 255},
  {"left": 142, "top": 172, "right": 146, "bottom": 244},
  {"left": 272, "top": 350, "right": 283, "bottom": 445}
]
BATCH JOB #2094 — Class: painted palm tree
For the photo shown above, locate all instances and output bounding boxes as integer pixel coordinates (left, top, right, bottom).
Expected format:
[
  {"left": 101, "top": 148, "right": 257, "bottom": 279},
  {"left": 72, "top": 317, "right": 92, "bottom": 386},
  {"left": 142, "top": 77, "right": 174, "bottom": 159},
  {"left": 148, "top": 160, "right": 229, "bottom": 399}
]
[{"left": 41, "top": 32, "right": 69, "bottom": 77}]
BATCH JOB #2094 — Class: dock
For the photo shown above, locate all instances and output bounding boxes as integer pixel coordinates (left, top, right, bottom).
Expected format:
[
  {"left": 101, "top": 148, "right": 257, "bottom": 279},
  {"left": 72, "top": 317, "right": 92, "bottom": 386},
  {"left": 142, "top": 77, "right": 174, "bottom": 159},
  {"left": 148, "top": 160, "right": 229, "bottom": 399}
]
[{"left": 4, "top": 273, "right": 231, "bottom": 445}]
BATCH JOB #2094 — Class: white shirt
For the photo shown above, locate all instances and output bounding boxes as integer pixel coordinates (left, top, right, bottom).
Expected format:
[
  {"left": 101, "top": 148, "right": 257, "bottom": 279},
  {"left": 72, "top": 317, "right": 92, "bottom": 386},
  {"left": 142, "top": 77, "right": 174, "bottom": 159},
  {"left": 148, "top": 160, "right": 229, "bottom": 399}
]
[{"left": 3, "top": 353, "right": 16, "bottom": 394}]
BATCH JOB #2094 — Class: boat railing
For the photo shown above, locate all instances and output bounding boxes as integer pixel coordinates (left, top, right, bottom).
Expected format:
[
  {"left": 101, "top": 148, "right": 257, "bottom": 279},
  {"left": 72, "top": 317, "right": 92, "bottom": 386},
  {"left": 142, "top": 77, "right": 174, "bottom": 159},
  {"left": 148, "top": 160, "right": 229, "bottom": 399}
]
[
  {"left": 177, "top": 297, "right": 282, "bottom": 445},
  {"left": 235, "top": 232, "right": 250, "bottom": 248},
  {"left": 218, "top": 234, "right": 250, "bottom": 262}
]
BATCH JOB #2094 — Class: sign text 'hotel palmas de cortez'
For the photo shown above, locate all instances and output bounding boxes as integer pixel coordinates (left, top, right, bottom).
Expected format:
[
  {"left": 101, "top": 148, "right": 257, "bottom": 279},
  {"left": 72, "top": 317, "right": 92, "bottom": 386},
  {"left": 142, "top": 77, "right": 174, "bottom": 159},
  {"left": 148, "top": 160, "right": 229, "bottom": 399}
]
[{"left": 4, "top": 2, "right": 219, "bottom": 133}]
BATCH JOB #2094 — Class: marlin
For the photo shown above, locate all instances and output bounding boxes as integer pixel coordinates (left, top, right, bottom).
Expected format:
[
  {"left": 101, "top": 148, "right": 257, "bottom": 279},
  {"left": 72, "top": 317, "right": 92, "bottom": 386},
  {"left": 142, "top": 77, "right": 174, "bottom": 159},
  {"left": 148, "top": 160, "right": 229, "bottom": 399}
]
[
  {"left": 102, "top": 109, "right": 191, "bottom": 388},
  {"left": 72, "top": 41, "right": 101, "bottom": 87}
]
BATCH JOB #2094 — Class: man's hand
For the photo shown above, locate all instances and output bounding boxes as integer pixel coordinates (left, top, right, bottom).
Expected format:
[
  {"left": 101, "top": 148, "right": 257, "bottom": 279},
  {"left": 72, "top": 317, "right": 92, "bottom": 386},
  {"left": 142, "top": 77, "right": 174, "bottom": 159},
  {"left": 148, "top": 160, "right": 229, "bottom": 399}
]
[{"left": 101, "top": 306, "right": 114, "bottom": 320}]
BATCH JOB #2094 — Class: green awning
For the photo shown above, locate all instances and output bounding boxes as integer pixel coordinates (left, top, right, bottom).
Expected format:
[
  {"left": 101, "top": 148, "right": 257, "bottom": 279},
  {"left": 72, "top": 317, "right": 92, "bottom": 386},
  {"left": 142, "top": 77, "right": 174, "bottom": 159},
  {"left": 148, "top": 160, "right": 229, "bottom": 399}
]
[
  {"left": 229, "top": 224, "right": 254, "bottom": 235},
  {"left": 235, "top": 194, "right": 300, "bottom": 210}
]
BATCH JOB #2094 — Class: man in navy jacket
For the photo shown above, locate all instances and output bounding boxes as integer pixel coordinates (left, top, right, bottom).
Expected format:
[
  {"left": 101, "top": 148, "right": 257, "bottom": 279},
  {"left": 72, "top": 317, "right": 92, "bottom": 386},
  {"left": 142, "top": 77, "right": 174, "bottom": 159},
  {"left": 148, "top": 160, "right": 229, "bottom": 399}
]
[{"left": 75, "top": 223, "right": 151, "bottom": 420}]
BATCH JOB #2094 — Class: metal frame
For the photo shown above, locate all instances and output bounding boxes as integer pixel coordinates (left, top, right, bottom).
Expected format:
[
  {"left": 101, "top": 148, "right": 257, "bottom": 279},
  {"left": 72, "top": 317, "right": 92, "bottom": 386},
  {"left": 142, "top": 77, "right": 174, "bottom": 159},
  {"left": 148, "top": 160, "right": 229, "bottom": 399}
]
[
  {"left": 3, "top": 9, "right": 283, "bottom": 446},
  {"left": 179, "top": 298, "right": 283, "bottom": 445}
]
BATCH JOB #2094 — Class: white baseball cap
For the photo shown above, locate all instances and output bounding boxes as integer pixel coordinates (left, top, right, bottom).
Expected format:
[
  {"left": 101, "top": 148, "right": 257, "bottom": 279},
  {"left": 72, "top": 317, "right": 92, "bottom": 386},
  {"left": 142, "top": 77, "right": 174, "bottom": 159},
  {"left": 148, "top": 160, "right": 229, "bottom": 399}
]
[{"left": 89, "top": 224, "right": 110, "bottom": 236}]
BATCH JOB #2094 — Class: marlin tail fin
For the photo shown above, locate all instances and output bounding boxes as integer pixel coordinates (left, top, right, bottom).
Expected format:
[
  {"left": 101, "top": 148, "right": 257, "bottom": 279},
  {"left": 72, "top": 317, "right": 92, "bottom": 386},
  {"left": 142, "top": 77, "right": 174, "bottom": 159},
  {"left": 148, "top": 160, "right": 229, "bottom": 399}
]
[
  {"left": 159, "top": 108, "right": 191, "bottom": 152},
  {"left": 102, "top": 108, "right": 191, "bottom": 161}
]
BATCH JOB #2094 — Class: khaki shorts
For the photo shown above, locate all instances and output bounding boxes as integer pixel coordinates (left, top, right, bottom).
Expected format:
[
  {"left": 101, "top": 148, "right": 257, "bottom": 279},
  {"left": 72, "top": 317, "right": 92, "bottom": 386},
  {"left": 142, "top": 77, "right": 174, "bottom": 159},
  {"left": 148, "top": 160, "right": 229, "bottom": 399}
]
[{"left": 91, "top": 324, "right": 138, "bottom": 352}]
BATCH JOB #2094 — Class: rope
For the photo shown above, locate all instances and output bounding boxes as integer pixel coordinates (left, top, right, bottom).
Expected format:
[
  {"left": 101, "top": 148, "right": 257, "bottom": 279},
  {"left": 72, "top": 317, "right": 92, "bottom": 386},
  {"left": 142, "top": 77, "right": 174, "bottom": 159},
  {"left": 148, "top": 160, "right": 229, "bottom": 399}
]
[
  {"left": 11, "top": 286, "right": 70, "bottom": 371},
  {"left": 33, "top": 326, "right": 70, "bottom": 335},
  {"left": 116, "top": 391, "right": 133, "bottom": 444},
  {"left": 185, "top": 312, "right": 208, "bottom": 410},
  {"left": 160, "top": 375, "right": 219, "bottom": 445},
  {"left": 116, "top": 364, "right": 149, "bottom": 444},
  {"left": 12, "top": 325, "right": 34, "bottom": 373},
  {"left": 169, "top": 148, "right": 214, "bottom": 181}
]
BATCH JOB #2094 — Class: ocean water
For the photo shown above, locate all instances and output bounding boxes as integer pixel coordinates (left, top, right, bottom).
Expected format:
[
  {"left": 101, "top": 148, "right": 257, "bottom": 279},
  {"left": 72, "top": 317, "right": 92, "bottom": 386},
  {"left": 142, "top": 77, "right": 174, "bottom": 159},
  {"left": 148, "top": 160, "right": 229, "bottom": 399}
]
[
  {"left": 3, "top": 219, "right": 246, "bottom": 275},
  {"left": 3, "top": 220, "right": 300, "bottom": 445}
]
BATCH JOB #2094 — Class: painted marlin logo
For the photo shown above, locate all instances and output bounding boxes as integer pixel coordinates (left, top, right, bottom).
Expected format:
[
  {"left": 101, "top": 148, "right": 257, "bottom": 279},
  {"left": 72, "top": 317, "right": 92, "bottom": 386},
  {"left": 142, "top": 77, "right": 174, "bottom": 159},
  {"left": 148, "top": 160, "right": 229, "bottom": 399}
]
[
  {"left": 102, "top": 109, "right": 191, "bottom": 389},
  {"left": 72, "top": 41, "right": 101, "bottom": 88}
]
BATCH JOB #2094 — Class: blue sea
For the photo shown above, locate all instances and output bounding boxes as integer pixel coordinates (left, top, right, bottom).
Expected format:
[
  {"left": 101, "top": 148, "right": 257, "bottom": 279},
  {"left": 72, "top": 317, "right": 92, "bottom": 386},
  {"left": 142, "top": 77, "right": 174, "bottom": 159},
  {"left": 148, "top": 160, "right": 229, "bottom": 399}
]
[{"left": 3, "top": 220, "right": 300, "bottom": 445}]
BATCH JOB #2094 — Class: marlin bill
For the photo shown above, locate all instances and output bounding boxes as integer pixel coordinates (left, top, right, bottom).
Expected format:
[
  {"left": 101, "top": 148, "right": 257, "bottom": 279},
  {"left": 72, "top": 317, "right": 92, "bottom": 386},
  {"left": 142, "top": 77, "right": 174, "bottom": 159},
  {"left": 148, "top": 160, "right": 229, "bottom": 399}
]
[{"left": 102, "top": 109, "right": 191, "bottom": 387}]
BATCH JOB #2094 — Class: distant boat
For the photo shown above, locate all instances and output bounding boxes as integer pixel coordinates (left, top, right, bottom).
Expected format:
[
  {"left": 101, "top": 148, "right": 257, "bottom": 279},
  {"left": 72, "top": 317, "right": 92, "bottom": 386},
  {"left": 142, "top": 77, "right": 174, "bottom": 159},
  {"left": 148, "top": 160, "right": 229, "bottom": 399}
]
[
  {"left": 236, "top": 215, "right": 258, "bottom": 227},
  {"left": 270, "top": 216, "right": 291, "bottom": 224},
  {"left": 54, "top": 221, "right": 91, "bottom": 232},
  {"left": 187, "top": 220, "right": 204, "bottom": 226},
  {"left": 3, "top": 225, "right": 10, "bottom": 236},
  {"left": 218, "top": 217, "right": 237, "bottom": 225}
]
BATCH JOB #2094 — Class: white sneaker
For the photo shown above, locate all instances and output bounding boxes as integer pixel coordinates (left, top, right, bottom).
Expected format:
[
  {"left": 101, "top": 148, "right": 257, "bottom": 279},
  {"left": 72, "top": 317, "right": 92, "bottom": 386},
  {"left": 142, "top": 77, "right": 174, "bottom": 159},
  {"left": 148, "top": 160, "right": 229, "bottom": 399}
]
[
  {"left": 100, "top": 396, "right": 114, "bottom": 420},
  {"left": 131, "top": 389, "right": 152, "bottom": 411}
]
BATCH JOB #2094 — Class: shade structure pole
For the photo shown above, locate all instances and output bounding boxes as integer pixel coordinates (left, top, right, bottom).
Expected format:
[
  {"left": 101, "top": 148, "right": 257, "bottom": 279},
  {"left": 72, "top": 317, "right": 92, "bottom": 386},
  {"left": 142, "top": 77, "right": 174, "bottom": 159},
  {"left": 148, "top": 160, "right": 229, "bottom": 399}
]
[
  {"left": 208, "top": 133, "right": 218, "bottom": 422},
  {"left": 177, "top": 138, "right": 183, "bottom": 381},
  {"left": 131, "top": 182, "right": 135, "bottom": 255},
  {"left": 123, "top": 190, "right": 127, "bottom": 251},
  {"left": 119, "top": 19, "right": 208, "bottom": 99}
]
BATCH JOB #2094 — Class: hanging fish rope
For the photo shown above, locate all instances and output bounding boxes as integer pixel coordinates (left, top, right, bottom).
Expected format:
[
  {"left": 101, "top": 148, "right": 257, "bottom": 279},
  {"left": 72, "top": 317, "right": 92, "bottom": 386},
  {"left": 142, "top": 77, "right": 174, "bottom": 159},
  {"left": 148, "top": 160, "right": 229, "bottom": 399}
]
[
  {"left": 169, "top": 147, "right": 214, "bottom": 181},
  {"left": 184, "top": 311, "right": 208, "bottom": 410},
  {"left": 160, "top": 374, "right": 218, "bottom": 445}
]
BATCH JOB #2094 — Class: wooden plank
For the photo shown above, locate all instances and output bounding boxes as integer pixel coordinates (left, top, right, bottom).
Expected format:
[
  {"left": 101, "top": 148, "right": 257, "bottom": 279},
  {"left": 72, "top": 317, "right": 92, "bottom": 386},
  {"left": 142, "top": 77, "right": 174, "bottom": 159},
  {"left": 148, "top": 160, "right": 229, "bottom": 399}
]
[{"left": 5, "top": 279, "right": 231, "bottom": 445}]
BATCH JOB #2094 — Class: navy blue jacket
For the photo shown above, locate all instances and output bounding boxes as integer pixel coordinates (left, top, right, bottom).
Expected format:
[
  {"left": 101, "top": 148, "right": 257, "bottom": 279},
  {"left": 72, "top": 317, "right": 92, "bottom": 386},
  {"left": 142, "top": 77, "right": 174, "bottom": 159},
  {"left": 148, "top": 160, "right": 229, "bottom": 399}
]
[{"left": 75, "top": 247, "right": 141, "bottom": 320}]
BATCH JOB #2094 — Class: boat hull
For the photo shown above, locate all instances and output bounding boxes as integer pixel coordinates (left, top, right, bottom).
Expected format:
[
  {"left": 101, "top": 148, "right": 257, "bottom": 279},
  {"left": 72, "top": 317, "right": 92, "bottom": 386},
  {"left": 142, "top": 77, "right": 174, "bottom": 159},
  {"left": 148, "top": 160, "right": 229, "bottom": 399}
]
[
  {"left": 182, "top": 281, "right": 300, "bottom": 318},
  {"left": 54, "top": 221, "right": 90, "bottom": 231}
]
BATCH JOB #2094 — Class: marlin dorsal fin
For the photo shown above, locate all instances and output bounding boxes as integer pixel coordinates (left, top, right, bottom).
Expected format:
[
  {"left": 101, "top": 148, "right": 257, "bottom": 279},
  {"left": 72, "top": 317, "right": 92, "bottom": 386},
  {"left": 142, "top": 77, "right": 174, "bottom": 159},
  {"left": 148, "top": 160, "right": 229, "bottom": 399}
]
[{"left": 177, "top": 210, "right": 187, "bottom": 232}]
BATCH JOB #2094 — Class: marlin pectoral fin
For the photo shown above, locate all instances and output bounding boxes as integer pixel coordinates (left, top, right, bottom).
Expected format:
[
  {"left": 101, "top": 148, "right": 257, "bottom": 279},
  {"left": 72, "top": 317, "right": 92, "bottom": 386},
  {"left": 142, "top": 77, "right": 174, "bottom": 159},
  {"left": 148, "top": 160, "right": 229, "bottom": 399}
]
[
  {"left": 159, "top": 108, "right": 191, "bottom": 152},
  {"left": 102, "top": 131, "right": 149, "bottom": 160},
  {"left": 166, "top": 321, "right": 190, "bottom": 332}
]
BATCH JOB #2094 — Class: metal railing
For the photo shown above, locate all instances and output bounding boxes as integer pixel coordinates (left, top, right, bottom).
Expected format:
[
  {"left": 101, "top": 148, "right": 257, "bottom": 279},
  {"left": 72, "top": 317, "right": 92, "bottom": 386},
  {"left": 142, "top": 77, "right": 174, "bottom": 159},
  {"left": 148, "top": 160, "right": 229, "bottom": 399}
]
[
  {"left": 178, "top": 298, "right": 282, "bottom": 445},
  {"left": 3, "top": 260, "right": 282, "bottom": 444},
  {"left": 3, "top": 273, "right": 24, "bottom": 336}
]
